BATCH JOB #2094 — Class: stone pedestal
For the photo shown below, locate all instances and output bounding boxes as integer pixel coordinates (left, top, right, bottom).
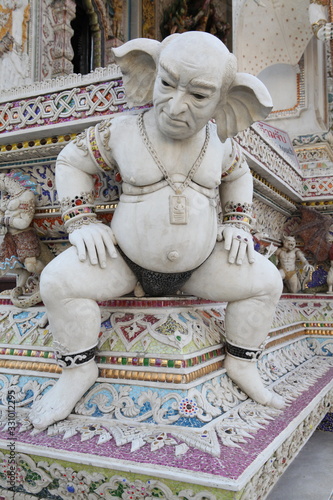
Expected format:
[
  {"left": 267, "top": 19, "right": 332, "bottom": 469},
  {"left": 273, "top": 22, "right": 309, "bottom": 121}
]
[{"left": 0, "top": 295, "right": 332, "bottom": 499}]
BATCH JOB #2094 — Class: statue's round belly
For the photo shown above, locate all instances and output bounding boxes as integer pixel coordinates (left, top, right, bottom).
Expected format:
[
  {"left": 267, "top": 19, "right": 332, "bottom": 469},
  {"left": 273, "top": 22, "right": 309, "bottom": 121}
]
[{"left": 111, "top": 187, "right": 217, "bottom": 273}]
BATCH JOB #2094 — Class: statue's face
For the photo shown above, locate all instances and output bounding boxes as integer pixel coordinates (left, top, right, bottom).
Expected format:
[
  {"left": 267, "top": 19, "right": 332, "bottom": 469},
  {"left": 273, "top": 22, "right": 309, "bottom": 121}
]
[
  {"left": 284, "top": 237, "right": 296, "bottom": 250},
  {"left": 153, "top": 43, "right": 225, "bottom": 139}
]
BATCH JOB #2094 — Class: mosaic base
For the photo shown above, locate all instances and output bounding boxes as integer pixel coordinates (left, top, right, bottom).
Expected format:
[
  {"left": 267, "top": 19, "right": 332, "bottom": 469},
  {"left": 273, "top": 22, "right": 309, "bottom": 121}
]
[
  {"left": 0, "top": 363, "right": 332, "bottom": 499},
  {"left": 0, "top": 298, "right": 332, "bottom": 499}
]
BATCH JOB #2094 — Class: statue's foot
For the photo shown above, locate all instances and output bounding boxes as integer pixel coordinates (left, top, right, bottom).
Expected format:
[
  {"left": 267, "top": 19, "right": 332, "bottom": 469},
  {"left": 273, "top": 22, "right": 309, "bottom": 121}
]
[
  {"left": 29, "top": 361, "right": 99, "bottom": 430},
  {"left": 224, "top": 355, "right": 285, "bottom": 410}
]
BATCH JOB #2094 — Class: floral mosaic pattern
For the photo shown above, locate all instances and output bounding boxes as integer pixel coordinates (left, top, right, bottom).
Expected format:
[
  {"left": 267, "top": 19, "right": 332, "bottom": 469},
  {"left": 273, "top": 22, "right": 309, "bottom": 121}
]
[
  {"left": 0, "top": 386, "right": 332, "bottom": 500},
  {"left": 1, "top": 341, "right": 332, "bottom": 458},
  {"left": 0, "top": 455, "right": 219, "bottom": 500}
]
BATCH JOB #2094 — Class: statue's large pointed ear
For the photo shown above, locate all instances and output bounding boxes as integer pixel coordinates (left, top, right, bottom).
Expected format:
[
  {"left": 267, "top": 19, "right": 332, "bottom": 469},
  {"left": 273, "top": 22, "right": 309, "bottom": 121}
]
[
  {"left": 215, "top": 73, "right": 273, "bottom": 142},
  {"left": 112, "top": 39, "right": 161, "bottom": 108}
]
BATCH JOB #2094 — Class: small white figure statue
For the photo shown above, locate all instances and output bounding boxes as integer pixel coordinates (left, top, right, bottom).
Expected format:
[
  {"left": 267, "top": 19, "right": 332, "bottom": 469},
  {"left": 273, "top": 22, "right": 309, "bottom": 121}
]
[
  {"left": 30, "top": 31, "right": 284, "bottom": 430},
  {"left": 0, "top": 173, "right": 51, "bottom": 307},
  {"left": 275, "top": 235, "right": 314, "bottom": 294},
  {"left": 309, "top": 0, "right": 333, "bottom": 41}
]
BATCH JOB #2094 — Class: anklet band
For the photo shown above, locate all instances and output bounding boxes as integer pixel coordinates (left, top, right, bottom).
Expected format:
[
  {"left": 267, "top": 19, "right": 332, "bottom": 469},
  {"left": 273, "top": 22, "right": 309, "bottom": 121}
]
[
  {"left": 55, "top": 344, "right": 97, "bottom": 369},
  {"left": 225, "top": 341, "right": 263, "bottom": 361}
]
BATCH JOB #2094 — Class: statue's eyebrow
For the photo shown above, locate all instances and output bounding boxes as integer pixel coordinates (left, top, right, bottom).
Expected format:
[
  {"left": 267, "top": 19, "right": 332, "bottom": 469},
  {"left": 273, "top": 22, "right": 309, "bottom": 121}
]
[
  {"left": 189, "top": 79, "right": 218, "bottom": 92},
  {"left": 159, "top": 60, "right": 179, "bottom": 81}
]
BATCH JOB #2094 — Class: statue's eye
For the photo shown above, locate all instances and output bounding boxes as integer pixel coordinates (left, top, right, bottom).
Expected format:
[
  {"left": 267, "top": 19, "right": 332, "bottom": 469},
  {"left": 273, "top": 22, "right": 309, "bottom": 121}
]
[
  {"left": 162, "top": 80, "right": 172, "bottom": 87},
  {"left": 192, "top": 93, "right": 206, "bottom": 100}
]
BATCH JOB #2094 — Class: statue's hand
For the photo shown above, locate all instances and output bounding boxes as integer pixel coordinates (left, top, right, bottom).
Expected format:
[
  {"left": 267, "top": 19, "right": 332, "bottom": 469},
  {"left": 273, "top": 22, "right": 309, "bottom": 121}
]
[
  {"left": 217, "top": 225, "right": 255, "bottom": 265},
  {"left": 304, "top": 263, "right": 315, "bottom": 273},
  {"left": 317, "top": 23, "right": 333, "bottom": 41},
  {"left": 69, "top": 222, "right": 117, "bottom": 268}
]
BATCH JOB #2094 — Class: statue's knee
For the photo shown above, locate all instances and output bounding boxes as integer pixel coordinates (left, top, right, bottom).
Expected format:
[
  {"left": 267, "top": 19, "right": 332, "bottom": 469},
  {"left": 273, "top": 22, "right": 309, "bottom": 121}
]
[
  {"left": 265, "top": 261, "right": 283, "bottom": 299},
  {"left": 40, "top": 261, "right": 66, "bottom": 303}
]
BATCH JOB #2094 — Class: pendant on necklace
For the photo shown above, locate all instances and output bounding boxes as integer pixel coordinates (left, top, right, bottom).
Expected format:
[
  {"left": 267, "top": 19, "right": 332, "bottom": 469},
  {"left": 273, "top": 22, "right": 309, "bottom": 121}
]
[{"left": 169, "top": 195, "right": 188, "bottom": 224}]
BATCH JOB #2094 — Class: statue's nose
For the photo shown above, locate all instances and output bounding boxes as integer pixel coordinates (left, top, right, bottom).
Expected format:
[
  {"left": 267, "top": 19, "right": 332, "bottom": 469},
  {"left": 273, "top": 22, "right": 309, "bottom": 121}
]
[{"left": 168, "top": 90, "right": 187, "bottom": 115}]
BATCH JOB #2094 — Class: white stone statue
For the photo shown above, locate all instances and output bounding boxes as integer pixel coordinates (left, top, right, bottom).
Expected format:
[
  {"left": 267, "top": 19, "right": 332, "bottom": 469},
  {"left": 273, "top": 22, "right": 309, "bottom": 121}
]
[
  {"left": 0, "top": 173, "right": 52, "bottom": 307},
  {"left": 275, "top": 235, "right": 314, "bottom": 293},
  {"left": 29, "top": 31, "right": 284, "bottom": 430}
]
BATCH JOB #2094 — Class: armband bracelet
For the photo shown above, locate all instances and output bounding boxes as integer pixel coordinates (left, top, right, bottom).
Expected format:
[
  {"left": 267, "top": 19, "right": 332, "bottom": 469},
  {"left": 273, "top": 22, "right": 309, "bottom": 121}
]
[{"left": 222, "top": 141, "right": 242, "bottom": 179}]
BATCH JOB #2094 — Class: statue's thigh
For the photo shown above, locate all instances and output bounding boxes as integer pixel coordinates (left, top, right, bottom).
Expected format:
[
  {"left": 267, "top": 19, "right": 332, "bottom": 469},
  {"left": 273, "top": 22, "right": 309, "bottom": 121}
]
[
  {"left": 41, "top": 246, "right": 137, "bottom": 301},
  {"left": 181, "top": 242, "right": 280, "bottom": 302}
]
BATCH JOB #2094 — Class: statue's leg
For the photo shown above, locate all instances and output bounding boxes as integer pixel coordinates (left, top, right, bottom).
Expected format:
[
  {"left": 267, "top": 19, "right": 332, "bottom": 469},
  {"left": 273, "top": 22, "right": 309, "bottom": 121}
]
[
  {"left": 182, "top": 242, "right": 284, "bottom": 409},
  {"left": 29, "top": 246, "right": 137, "bottom": 429},
  {"left": 287, "top": 273, "right": 300, "bottom": 294}
]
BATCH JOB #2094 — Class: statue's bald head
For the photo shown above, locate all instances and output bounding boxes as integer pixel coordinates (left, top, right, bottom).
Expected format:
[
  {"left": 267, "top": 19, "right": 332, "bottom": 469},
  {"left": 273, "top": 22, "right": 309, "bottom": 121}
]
[{"left": 160, "top": 32, "right": 237, "bottom": 94}]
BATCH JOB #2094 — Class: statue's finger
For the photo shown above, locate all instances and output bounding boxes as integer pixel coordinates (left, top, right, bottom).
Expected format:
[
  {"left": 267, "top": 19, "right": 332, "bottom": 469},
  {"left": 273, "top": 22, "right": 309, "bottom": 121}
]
[
  {"left": 228, "top": 236, "right": 240, "bottom": 264},
  {"left": 223, "top": 228, "right": 233, "bottom": 250},
  {"left": 103, "top": 235, "right": 118, "bottom": 259},
  {"left": 84, "top": 235, "right": 99, "bottom": 266},
  {"left": 94, "top": 237, "right": 108, "bottom": 268},
  {"left": 236, "top": 241, "right": 247, "bottom": 265},
  {"left": 247, "top": 239, "right": 255, "bottom": 264},
  {"left": 71, "top": 235, "right": 87, "bottom": 262}
]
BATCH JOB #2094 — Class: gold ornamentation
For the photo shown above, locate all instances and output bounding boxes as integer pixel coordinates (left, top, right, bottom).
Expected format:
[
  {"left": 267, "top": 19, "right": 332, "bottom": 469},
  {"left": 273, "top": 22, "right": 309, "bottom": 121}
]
[
  {"left": 99, "top": 360, "right": 223, "bottom": 383},
  {"left": 0, "top": 359, "right": 61, "bottom": 373}
]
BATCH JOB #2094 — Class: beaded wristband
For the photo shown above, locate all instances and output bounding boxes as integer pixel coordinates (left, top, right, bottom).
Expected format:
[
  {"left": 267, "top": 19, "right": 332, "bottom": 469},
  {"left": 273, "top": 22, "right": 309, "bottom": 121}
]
[
  {"left": 223, "top": 212, "right": 253, "bottom": 230},
  {"left": 61, "top": 192, "right": 98, "bottom": 232},
  {"left": 66, "top": 216, "right": 102, "bottom": 234},
  {"left": 224, "top": 201, "right": 253, "bottom": 215},
  {"left": 60, "top": 192, "right": 95, "bottom": 212},
  {"left": 223, "top": 200, "right": 254, "bottom": 232},
  {"left": 223, "top": 213, "right": 252, "bottom": 223},
  {"left": 62, "top": 205, "right": 96, "bottom": 224}
]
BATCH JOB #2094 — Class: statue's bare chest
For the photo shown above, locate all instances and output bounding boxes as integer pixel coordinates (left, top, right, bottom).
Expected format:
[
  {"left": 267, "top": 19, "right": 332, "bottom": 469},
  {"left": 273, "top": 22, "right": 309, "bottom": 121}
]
[{"left": 111, "top": 119, "right": 224, "bottom": 189}]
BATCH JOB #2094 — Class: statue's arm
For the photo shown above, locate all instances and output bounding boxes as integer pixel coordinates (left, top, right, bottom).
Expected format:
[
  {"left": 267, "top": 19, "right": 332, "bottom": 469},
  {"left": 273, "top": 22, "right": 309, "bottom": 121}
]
[
  {"left": 295, "top": 249, "right": 314, "bottom": 271},
  {"left": 56, "top": 121, "right": 118, "bottom": 268},
  {"left": 2, "top": 191, "right": 35, "bottom": 230},
  {"left": 218, "top": 139, "right": 255, "bottom": 265}
]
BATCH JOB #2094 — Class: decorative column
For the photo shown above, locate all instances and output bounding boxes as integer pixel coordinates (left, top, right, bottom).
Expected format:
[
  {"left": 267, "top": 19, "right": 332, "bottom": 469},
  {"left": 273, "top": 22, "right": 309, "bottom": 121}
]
[{"left": 51, "top": 0, "right": 76, "bottom": 77}]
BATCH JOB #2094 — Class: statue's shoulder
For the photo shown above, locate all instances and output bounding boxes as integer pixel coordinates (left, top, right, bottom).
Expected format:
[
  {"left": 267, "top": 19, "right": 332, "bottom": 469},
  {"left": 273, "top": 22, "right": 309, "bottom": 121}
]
[
  {"left": 110, "top": 112, "right": 140, "bottom": 127},
  {"left": 106, "top": 112, "right": 140, "bottom": 138}
]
